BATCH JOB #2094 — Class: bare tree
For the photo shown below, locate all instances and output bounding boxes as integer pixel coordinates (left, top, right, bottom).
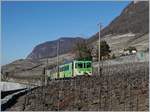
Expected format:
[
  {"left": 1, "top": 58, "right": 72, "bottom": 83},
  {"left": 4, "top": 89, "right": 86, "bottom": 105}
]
[{"left": 73, "top": 40, "right": 92, "bottom": 61}]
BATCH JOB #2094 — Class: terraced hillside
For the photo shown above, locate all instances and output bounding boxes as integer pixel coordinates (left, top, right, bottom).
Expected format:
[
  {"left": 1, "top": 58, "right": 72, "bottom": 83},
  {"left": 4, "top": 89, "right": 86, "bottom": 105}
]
[
  {"left": 7, "top": 62, "right": 148, "bottom": 111},
  {"left": 93, "top": 33, "right": 149, "bottom": 56},
  {"left": 89, "top": 1, "right": 149, "bottom": 43}
]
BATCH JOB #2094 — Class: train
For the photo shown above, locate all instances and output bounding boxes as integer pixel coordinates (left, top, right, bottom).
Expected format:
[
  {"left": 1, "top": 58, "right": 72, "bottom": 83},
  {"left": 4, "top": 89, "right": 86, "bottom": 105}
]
[{"left": 47, "top": 60, "right": 92, "bottom": 80}]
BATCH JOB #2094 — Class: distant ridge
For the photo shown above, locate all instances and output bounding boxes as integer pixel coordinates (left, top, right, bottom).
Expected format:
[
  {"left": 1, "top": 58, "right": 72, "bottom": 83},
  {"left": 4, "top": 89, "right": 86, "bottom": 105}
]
[{"left": 27, "top": 37, "right": 85, "bottom": 59}]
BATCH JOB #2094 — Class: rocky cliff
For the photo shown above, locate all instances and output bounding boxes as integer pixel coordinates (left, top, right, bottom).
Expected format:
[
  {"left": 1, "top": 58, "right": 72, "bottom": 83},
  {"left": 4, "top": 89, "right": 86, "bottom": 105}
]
[{"left": 27, "top": 37, "right": 84, "bottom": 60}]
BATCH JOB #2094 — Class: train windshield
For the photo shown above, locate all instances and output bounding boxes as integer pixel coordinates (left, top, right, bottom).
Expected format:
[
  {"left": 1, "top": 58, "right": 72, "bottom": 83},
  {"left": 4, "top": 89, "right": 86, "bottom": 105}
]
[
  {"left": 60, "top": 65, "right": 69, "bottom": 71},
  {"left": 86, "top": 62, "right": 91, "bottom": 68},
  {"left": 75, "top": 62, "right": 91, "bottom": 68},
  {"left": 75, "top": 63, "right": 83, "bottom": 68}
]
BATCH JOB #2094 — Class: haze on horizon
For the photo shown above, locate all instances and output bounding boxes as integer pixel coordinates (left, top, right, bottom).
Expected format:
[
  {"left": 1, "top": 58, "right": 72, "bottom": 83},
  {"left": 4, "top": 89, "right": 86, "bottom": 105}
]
[{"left": 1, "top": 1, "right": 131, "bottom": 65}]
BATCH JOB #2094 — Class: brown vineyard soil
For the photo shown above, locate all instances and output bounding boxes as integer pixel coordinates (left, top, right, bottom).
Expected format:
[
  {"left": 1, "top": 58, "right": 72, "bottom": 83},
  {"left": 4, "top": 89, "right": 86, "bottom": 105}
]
[{"left": 7, "top": 62, "right": 149, "bottom": 111}]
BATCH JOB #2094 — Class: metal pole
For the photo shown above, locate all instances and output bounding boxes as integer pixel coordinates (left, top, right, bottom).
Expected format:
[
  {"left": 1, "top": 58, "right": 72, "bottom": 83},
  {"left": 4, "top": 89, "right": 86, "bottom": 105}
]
[
  {"left": 57, "top": 41, "right": 59, "bottom": 78},
  {"left": 45, "top": 58, "right": 48, "bottom": 86},
  {"left": 56, "top": 40, "right": 59, "bottom": 111},
  {"left": 57, "top": 39, "right": 64, "bottom": 111},
  {"left": 98, "top": 22, "right": 102, "bottom": 110},
  {"left": 98, "top": 23, "right": 102, "bottom": 76}
]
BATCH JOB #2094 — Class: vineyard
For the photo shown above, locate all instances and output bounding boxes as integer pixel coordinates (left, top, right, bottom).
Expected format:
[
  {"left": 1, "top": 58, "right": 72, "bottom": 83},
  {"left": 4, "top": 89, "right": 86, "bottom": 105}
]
[{"left": 7, "top": 62, "right": 149, "bottom": 111}]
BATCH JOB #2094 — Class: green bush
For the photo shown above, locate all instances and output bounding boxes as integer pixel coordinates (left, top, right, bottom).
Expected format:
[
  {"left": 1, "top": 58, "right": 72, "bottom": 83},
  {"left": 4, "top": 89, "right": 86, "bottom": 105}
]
[
  {"left": 96, "top": 40, "right": 111, "bottom": 60},
  {"left": 112, "top": 54, "right": 116, "bottom": 59}
]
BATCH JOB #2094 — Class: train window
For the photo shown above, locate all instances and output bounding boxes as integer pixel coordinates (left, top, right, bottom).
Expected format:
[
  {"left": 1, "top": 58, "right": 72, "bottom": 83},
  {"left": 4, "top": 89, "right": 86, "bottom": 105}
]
[
  {"left": 86, "top": 63, "right": 91, "bottom": 68},
  {"left": 62, "top": 67, "right": 65, "bottom": 71},
  {"left": 63, "top": 67, "right": 65, "bottom": 71},
  {"left": 60, "top": 67, "right": 63, "bottom": 72},
  {"left": 64, "top": 65, "right": 69, "bottom": 71},
  {"left": 76, "top": 63, "right": 83, "bottom": 68},
  {"left": 66, "top": 66, "right": 69, "bottom": 71}
]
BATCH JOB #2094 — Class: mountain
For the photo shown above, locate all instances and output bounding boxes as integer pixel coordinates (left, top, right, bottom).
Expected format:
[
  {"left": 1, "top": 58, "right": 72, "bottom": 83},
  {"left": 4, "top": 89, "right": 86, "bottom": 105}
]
[
  {"left": 27, "top": 1, "right": 149, "bottom": 60},
  {"left": 2, "top": 1, "right": 149, "bottom": 81},
  {"left": 27, "top": 37, "right": 85, "bottom": 59},
  {"left": 88, "top": 1, "right": 149, "bottom": 43},
  {"left": 27, "top": 1, "right": 149, "bottom": 59}
]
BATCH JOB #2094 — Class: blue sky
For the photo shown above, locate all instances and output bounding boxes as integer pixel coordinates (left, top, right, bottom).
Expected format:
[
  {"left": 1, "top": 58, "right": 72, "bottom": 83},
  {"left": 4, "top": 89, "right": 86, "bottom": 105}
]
[{"left": 2, "top": 1, "right": 131, "bottom": 65}]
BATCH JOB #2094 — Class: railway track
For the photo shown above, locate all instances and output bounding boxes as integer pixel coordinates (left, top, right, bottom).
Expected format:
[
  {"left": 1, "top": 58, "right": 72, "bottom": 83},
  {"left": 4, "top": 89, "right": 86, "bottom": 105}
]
[{"left": 1, "top": 85, "right": 39, "bottom": 111}]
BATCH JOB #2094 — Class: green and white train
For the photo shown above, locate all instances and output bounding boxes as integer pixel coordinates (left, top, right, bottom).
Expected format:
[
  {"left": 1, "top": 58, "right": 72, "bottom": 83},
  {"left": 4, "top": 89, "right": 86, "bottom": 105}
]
[{"left": 47, "top": 60, "right": 92, "bottom": 80}]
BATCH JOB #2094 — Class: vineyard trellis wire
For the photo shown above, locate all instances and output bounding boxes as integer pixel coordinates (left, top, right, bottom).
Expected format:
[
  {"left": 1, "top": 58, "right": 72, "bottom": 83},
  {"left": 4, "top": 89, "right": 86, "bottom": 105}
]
[{"left": 21, "top": 60, "right": 148, "bottom": 111}]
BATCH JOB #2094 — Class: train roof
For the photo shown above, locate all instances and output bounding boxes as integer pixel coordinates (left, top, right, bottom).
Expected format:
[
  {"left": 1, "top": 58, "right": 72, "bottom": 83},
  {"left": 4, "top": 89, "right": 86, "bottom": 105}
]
[
  {"left": 62, "top": 60, "right": 91, "bottom": 64},
  {"left": 73, "top": 60, "right": 92, "bottom": 62},
  {"left": 59, "top": 60, "right": 92, "bottom": 67},
  {"left": 46, "top": 60, "right": 92, "bottom": 70}
]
